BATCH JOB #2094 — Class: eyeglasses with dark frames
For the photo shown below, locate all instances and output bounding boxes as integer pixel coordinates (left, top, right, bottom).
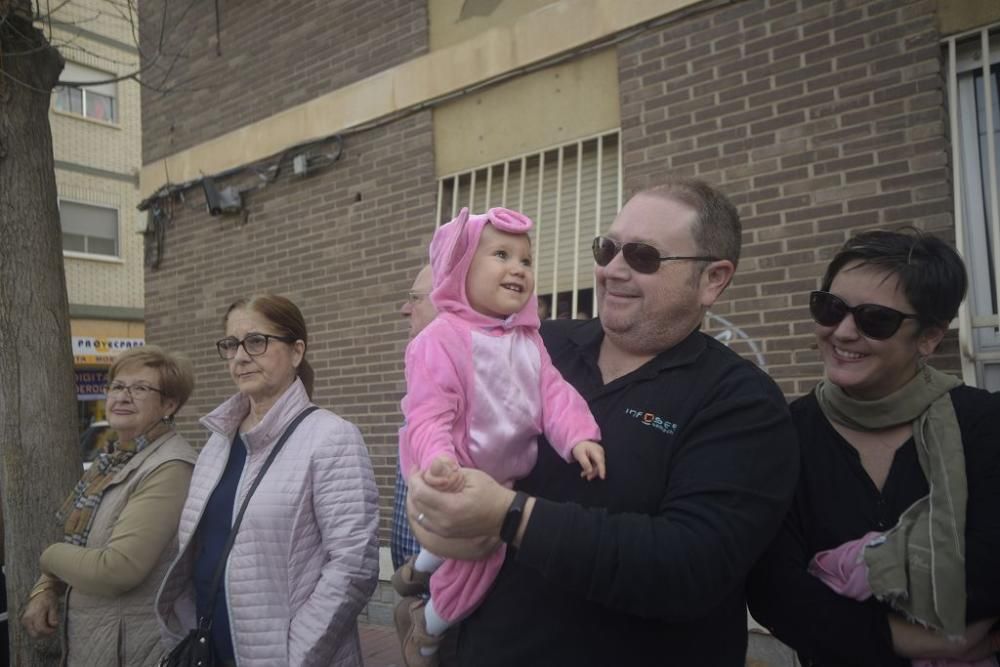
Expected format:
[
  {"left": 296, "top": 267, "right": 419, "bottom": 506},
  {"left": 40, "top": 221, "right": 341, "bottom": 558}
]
[
  {"left": 808, "top": 291, "right": 919, "bottom": 340},
  {"left": 592, "top": 236, "right": 720, "bottom": 274},
  {"left": 105, "top": 382, "right": 164, "bottom": 401},
  {"left": 216, "top": 332, "right": 298, "bottom": 360}
]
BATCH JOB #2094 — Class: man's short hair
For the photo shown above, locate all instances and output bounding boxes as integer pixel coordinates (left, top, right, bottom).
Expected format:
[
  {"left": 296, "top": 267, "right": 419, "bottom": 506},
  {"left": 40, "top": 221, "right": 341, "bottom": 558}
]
[{"left": 641, "top": 177, "right": 742, "bottom": 269}]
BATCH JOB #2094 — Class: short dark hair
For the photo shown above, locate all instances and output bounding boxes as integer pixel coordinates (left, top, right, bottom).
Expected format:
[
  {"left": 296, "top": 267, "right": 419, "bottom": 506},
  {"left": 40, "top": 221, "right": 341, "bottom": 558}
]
[
  {"left": 821, "top": 229, "right": 967, "bottom": 329},
  {"left": 224, "top": 294, "right": 314, "bottom": 398},
  {"left": 642, "top": 177, "right": 742, "bottom": 268}
]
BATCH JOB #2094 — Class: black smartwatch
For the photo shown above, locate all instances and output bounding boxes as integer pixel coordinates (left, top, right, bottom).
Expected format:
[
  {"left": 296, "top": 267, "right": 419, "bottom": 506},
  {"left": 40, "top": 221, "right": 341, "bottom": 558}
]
[{"left": 499, "top": 491, "right": 529, "bottom": 544}]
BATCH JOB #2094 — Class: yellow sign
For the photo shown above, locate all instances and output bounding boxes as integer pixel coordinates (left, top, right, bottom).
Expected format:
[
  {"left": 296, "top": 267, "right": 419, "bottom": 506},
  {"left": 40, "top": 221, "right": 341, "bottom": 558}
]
[{"left": 72, "top": 337, "right": 145, "bottom": 365}]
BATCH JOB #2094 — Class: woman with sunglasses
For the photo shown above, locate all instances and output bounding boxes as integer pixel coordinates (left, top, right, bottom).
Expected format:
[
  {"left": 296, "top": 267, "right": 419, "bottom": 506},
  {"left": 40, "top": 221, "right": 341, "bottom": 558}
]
[
  {"left": 156, "top": 294, "right": 379, "bottom": 667},
  {"left": 748, "top": 230, "right": 1000, "bottom": 666},
  {"left": 21, "top": 346, "right": 197, "bottom": 665}
]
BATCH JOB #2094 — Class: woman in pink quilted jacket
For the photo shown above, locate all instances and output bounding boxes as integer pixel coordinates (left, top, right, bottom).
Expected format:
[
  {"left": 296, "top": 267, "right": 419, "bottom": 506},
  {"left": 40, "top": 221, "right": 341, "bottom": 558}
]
[
  {"left": 155, "top": 295, "right": 379, "bottom": 667},
  {"left": 391, "top": 208, "right": 604, "bottom": 667}
]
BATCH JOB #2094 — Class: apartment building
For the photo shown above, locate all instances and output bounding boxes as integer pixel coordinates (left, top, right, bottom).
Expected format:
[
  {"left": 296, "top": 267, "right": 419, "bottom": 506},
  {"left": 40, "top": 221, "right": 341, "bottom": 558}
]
[{"left": 46, "top": 0, "right": 146, "bottom": 432}]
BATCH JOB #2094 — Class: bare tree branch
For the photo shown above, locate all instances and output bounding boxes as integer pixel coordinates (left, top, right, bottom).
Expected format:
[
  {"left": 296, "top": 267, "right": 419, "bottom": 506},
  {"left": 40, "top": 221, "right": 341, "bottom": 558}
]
[{"left": 0, "top": 0, "right": 214, "bottom": 95}]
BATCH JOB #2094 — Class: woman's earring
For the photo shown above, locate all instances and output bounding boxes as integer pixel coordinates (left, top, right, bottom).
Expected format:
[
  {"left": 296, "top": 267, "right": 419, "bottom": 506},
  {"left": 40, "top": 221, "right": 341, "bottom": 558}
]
[
  {"left": 161, "top": 414, "right": 175, "bottom": 425},
  {"left": 918, "top": 356, "right": 931, "bottom": 383}
]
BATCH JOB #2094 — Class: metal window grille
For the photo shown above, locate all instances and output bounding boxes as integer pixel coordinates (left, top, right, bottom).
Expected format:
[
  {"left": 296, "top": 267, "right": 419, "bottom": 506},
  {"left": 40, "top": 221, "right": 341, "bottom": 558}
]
[
  {"left": 437, "top": 131, "right": 621, "bottom": 320},
  {"left": 946, "top": 24, "right": 1000, "bottom": 390}
]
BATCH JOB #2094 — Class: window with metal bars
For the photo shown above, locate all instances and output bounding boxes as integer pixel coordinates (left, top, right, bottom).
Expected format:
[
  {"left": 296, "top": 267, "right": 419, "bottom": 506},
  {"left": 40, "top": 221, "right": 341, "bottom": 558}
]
[
  {"left": 947, "top": 25, "right": 1000, "bottom": 390},
  {"left": 437, "top": 131, "right": 621, "bottom": 320}
]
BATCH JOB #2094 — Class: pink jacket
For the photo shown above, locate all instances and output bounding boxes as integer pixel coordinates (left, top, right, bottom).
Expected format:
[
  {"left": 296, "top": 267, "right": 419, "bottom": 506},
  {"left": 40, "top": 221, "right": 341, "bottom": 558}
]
[
  {"left": 155, "top": 379, "right": 379, "bottom": 667},
  {"left": 809, "top": 534, "right": 997, "bottom": 667},
  {"left": 399, "top": 207, "right": 600, "bottom": 622}
]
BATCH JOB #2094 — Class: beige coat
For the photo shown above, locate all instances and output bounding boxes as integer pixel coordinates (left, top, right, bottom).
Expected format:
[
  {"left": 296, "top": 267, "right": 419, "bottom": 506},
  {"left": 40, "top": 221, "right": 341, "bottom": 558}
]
[{"left": 45, "top": 431, "right": 196, "bottom": 667}]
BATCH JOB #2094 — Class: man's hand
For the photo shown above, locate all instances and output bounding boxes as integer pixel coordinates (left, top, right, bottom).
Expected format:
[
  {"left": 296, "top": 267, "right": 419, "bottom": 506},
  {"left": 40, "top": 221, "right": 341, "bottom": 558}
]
[
  {"left": 21, "top": 589, "right": 60, "bottom": 638},
  {"left": 408, "top": 465, "right": 513, "bottom": 539},
  {"left": 406, "top": 466, "right": 509, "bottom": 559},
  {"left": 572, "top": 440, "right": 606, "bottom": 480}
]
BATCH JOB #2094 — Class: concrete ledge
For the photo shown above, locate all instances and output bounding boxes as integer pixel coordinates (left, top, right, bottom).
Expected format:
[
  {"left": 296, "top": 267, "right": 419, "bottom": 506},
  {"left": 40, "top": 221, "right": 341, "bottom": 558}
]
[
  {"left": 69, "top": 304, "right": 145, "bottom": 321},
  {"left": 138, "top": 0, "right": 696, "bottom": 198}
]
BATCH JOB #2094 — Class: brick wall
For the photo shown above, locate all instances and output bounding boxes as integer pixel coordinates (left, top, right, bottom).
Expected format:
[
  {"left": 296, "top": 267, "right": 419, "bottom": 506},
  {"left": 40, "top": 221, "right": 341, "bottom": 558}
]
[
  {"left": 138, "top": 0, "right": 429, "bottom": 163},
  {"left": 144, "top": 111, "right": 438, "bottom": 540},
  {"left": 140, "top": 0, "right": 973, "bottom": 566},
  {"left": 618, "top": 0, "right": 960, "bottom": 396}
]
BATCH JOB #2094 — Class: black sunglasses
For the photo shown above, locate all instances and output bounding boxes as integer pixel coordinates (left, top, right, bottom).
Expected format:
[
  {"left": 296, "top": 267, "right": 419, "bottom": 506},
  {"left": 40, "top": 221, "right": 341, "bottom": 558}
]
[
  {"left": 592, "top": 236, "right": 719, "bottom": 274},
  {"left": 809, "top": 291, "right": 919, "bottom": 340}
]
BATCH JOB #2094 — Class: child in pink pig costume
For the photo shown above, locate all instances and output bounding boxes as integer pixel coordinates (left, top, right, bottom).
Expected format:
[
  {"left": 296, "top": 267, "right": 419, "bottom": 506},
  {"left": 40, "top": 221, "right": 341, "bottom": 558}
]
[
  {"left": 392, "top": 206, "right": 604, "bottom": 667},
  {"left": 810, "top": 534, "right": 999, "bottom": 667}
]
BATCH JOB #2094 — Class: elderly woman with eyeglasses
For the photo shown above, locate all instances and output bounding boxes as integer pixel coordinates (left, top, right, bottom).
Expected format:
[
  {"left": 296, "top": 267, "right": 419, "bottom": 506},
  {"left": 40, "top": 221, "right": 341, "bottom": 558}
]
[
  {"left": 156, "top": 294, "right": 378, "bottom": 667},
  {"left": 21, "top": 345, "right": 197, "bottom": 666},
  {"left": 748, "top": 231, "right": 1000, "bottom": 666}
]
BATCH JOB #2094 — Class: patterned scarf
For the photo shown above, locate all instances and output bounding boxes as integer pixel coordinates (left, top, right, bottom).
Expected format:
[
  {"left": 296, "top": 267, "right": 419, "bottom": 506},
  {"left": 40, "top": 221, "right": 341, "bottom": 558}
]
[
  {"left": 57, "top": 421, "right": 171, "bottom": 546},
  {"left": 815, "top": 365, "right": 966, "bottom": 637}
]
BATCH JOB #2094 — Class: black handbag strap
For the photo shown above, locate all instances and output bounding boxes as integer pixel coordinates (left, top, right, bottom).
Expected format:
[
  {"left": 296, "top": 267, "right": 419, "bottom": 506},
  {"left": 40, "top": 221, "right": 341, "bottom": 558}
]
[{"left": 199, "top": 405, "right": 319, "bottom": 629}]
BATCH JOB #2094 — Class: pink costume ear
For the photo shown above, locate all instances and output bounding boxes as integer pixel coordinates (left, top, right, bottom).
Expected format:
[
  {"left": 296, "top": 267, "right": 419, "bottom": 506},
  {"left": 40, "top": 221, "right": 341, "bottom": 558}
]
[
  {"left": 429, "top": 207, "right": 471, "bottom": 283},
  {"left": 444, "top": 207, "right": 472, "bottom": 272},
  {"left": 487, "top": 207, "right": 534, "bottom": 234}
]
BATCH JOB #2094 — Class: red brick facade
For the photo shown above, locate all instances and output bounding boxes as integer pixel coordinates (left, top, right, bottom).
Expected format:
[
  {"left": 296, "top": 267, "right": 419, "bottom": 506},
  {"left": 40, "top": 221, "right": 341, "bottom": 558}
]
[
  {"left": 145, "top": 111, "right": 437, "bottom": 537},
  {"left": 141, "top": 0, "right": 962, "bottom": 549},
  {"left": 138, "top": 0, "right": 429, "bottom": 162},
  {"left": 618, "top": 0, "right": 960, "bottom": 394}
]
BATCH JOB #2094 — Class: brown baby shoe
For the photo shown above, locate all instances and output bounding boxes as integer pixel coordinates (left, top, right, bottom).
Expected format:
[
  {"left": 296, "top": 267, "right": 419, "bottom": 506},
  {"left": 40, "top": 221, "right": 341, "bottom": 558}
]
[
  {"left": 391, "top": 555, "right": 431, "bottom": 597},
  {"left": 393, "top": 597, "right": 441, "bottom": 667}
]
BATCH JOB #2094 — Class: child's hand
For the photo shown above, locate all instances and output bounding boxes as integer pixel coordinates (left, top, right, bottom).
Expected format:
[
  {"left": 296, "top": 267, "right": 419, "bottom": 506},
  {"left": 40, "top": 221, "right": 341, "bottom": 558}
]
[
  {"left": 572, "top": 440, "right": 606, "bottom": 481},
  {"left": 424, "top": 456, "right": 464, "bottom": 493}
]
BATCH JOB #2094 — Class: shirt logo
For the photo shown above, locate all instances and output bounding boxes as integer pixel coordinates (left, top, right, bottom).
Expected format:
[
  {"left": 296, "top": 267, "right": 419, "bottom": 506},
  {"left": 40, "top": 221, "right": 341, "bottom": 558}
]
[{"left": 624, "top": 408, "right": 678, "bottom": 435}]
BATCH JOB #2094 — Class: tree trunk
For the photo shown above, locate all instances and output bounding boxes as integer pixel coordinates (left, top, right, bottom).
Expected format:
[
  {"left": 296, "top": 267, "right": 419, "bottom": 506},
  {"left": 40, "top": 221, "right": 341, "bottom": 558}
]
[{"left": 0, "top": 3, "right": 83, "bottom": 665}]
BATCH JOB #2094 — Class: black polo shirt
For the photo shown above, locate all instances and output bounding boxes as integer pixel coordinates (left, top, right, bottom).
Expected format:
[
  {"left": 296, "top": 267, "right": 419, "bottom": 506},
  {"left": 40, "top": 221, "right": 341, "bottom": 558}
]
[{"left": 446, "top": 318, "right": 798, "bottom": 667}]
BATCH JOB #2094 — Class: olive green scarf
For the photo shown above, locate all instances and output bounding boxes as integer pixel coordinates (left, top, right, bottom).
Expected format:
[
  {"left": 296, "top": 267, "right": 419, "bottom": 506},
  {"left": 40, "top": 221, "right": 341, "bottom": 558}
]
[{"left": 815, "top": 365, "right": 966, "bottom": 637}]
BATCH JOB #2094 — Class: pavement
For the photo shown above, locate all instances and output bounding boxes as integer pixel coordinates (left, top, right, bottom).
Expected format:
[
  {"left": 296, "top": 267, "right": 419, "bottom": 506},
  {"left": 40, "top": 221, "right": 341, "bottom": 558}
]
[
  {"left": 358, "top": 621, "right": 800, "bottom": 667},
  {"left": 359, "top": 622, "right": 404, "bottom": 667}
]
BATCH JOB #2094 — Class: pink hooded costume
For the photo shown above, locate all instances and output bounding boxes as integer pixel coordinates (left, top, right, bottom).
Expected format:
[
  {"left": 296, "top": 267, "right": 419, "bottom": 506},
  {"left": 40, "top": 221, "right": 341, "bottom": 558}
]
[{"left": 399, "top": 207, "right": 601, "bottom": 624}]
